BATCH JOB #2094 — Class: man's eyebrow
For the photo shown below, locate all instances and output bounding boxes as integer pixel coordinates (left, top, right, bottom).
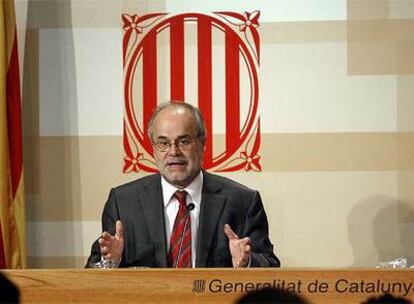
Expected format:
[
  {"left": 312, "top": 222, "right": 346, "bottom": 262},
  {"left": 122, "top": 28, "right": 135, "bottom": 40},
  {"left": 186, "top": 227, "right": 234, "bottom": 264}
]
[
  {"left": 177, "top": 135, "right": 191, "bottom": 139},
  {"left": 155, "top": 134, "right": 191, "bottom": 140},
  {"left": 155, "top": 136, "right": 168, "bottom": 140}
]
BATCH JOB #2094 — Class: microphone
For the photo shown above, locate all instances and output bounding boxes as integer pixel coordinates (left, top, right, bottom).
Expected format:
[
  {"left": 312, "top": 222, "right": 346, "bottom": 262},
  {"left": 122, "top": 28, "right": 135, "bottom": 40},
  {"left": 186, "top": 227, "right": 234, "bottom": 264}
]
[
  {"left": 187, "top": 203, "right": 195, "bottom": 212},
  {"left": 174, "top": 203, "right": 195, "bottom": 268}
]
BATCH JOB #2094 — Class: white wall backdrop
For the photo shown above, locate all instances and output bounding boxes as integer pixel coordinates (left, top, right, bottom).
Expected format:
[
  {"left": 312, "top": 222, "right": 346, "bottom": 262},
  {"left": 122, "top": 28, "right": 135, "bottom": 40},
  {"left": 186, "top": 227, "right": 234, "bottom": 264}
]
[{"left": 14, "top": 0, "right": 414, "bottom": 268}]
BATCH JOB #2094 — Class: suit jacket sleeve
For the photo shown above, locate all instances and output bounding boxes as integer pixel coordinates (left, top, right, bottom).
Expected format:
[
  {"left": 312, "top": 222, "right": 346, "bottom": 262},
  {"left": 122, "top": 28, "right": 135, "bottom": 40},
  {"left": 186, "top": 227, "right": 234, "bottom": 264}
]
[
  {"left": 244, "top": 191, "right": 280, "bottom": 267},
  {"left": 85, "top": 188, "right": 122, "bottom": 268}
]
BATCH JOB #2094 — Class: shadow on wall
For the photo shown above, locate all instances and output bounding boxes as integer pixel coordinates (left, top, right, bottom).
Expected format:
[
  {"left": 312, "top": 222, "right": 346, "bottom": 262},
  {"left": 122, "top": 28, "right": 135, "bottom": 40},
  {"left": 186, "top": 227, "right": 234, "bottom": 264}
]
[
  {"left": 348, "top": 195, "right": 414, "bottom": 267},
  {"left": 23, "top": 0, "right": 82, "bottom": 268}
]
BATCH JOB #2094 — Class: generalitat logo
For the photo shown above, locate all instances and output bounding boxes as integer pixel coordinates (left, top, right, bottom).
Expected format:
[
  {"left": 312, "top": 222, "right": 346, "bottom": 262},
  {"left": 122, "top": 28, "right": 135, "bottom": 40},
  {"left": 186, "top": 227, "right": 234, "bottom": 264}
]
[
  {"left": 122, "top": 11, "right": 262, "bottom": 174},
  {"left": 193, "top": 279, "right": 206, "bottom": 293}
]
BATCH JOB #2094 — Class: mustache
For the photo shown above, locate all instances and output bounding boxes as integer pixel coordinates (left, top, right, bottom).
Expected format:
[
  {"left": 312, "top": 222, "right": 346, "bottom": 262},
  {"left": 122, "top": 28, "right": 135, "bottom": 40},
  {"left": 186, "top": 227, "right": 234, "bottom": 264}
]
[{"left": 165, "top": 158, "right": 187, "bottom": 165}]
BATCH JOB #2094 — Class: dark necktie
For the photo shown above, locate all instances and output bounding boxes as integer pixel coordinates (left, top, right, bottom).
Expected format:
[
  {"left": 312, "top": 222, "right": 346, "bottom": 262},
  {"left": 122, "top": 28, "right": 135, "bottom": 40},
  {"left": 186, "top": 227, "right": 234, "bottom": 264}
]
[{"left": 168, "top": 190, "right": 192, "bottom": 268}]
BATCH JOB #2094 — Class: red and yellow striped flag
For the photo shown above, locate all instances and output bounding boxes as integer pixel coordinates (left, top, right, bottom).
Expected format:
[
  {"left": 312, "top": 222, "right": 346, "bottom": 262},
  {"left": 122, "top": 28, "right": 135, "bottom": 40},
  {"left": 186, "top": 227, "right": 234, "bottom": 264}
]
[{"left": 0, "top": 0, "right": 26, "bottom": 269}]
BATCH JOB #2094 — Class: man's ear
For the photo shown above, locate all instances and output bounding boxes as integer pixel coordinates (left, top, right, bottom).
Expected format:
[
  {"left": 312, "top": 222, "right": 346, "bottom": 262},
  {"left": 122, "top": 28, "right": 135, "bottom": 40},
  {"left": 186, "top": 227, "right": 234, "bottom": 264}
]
[{"left": 200, "top": 141, "right": 206, "bottom": 166}]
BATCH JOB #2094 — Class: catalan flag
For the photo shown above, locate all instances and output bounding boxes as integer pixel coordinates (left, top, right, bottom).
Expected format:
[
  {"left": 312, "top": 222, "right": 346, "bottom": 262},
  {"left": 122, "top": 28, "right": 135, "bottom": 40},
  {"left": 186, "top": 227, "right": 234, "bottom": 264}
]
[{"left": 0, "top": 0, "right": 26, "bottom": 269}]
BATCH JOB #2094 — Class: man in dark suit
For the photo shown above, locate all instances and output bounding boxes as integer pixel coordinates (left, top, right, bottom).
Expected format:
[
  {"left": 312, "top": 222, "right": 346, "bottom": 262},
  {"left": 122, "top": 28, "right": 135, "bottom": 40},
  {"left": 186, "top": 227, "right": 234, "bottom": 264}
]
[{"left": 86, "top": 101, "right": 280, "bottom": 268}]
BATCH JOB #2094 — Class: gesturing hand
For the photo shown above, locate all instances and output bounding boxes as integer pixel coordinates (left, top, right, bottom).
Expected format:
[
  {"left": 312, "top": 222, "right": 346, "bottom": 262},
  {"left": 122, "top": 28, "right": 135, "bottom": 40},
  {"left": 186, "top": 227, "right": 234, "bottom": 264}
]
[
  {"left": 98, "top": 220, "right": 124, "bottom": 265},
  {"left": 224, "top": 224, "right": 251, "bottom": 268}
]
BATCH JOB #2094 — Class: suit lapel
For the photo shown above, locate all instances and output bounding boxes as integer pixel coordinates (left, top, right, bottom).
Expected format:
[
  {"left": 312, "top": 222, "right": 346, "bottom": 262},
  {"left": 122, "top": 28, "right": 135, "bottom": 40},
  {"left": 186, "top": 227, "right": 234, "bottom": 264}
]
[
  {"left": 140, "top": 174, "right": 168, "bottom": 267},
  {"left": 196, "top": 172, "right": 226, "bottom": 267}
]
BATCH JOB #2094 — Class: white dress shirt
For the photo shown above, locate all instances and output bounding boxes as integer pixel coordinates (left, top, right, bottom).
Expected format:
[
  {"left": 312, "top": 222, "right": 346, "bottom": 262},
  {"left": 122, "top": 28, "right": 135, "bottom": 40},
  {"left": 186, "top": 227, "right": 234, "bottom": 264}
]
[{"left": 161, "top": 171, "right": 203, "bottom": 267}]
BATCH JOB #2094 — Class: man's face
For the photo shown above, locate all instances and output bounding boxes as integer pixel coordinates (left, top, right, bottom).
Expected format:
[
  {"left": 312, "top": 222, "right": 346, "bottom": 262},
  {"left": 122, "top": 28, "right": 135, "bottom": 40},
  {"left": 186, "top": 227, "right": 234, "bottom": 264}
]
[{"left": 151, "top": 106, "right": 205, "bottom": 188}]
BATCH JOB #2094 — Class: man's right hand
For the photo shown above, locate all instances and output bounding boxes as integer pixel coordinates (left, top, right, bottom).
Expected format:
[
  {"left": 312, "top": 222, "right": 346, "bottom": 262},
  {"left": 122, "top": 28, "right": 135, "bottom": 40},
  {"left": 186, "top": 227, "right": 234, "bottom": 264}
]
[{"left": 98, "top": 220, "right": 124, "bottom": 265}]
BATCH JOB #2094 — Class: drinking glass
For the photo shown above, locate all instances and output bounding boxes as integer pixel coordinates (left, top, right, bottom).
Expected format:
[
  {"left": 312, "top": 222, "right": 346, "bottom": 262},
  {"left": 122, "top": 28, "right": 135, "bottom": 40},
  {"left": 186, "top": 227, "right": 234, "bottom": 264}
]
[{"left": 90, "top": 256, "right": 118, "bottom": 269}]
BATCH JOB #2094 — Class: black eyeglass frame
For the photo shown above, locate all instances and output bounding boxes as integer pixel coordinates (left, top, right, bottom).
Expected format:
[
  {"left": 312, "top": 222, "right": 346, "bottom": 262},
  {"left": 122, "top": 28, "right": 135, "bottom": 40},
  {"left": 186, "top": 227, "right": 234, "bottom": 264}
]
[{"left": 152, "top": 136, "right": 200, "bottom": 152}]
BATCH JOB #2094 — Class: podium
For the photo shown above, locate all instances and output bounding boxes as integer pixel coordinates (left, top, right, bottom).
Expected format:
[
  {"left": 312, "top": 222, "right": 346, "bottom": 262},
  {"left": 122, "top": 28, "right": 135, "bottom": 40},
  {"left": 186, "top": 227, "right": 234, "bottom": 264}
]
[{"left": 4, "top": 268, "right": 414, "bottom": 303}]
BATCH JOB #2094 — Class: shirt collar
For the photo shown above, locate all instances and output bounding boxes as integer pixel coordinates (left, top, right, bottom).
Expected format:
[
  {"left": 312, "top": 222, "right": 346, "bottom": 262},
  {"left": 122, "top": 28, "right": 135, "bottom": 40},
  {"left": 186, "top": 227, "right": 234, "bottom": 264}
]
[{"left": 161, "top": 171, "right": 203, "bottom": 207}]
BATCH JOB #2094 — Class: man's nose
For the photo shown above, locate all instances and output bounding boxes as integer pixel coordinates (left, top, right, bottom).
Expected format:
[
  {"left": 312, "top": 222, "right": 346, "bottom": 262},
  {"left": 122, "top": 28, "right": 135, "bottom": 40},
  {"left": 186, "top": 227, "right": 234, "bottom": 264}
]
[{"left": 167, "top": 142, "right": 181, "bottom": 155}]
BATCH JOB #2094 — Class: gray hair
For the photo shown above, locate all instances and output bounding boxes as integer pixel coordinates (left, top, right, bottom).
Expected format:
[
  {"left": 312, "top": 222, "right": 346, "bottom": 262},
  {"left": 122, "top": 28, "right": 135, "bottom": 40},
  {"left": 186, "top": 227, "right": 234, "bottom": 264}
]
[{"left": 147, "top": 101, "right": 206, "bottom": 144}]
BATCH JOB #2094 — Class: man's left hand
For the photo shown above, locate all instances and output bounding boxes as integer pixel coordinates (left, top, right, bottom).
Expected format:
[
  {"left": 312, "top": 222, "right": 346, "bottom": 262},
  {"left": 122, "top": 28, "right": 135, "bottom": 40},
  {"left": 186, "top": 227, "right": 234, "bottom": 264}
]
[{"left": 224, "top": 224, "right": 251, "bottom": 268}]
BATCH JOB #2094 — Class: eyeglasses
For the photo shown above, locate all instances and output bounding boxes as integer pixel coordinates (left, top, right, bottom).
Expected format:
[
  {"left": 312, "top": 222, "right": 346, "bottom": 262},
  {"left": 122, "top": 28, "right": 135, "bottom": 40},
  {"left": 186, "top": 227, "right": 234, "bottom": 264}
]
[{"left": 152, "top": 137, "right": 198, "bottom": 152}]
